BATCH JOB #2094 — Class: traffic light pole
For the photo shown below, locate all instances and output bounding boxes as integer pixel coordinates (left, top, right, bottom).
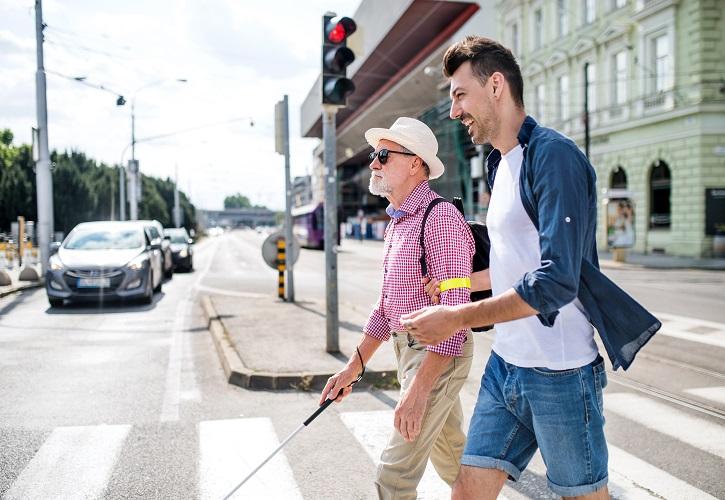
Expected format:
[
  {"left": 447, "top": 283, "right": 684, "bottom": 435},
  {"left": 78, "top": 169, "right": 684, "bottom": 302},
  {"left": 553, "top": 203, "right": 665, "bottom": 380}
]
[
  {"left": 322, "top": 106, "right": 339, "bottom": 353},
  {"left": 34, "top": 0, "right": 54, "bottom": 274},
  {"left": 281, "top": 95, "right": 294, "bottom": 303}
]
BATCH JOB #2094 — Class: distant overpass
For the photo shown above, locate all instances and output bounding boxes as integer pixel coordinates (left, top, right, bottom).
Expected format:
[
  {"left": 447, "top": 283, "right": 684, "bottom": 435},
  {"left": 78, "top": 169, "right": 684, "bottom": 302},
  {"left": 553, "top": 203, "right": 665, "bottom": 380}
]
[{"left": 197, "top": 208, "right": 277, "bottom": 229}]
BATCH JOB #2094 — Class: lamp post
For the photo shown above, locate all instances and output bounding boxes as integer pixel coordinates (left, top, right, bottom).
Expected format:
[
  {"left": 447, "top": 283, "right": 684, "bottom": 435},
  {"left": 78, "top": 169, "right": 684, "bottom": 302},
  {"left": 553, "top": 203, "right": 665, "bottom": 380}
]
[{"left": 123, "top": 78, "right": 187, "bottom": 220}]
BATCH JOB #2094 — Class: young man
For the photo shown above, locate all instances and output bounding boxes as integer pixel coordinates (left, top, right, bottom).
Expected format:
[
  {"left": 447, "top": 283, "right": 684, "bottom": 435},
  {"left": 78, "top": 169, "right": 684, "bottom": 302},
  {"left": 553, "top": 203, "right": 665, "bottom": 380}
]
[
  {"left": 319, "top": 117, "right": 476, "bottom": 499},
  {"left": 401, "top": 37, "right": 659, "bottom": 499}
]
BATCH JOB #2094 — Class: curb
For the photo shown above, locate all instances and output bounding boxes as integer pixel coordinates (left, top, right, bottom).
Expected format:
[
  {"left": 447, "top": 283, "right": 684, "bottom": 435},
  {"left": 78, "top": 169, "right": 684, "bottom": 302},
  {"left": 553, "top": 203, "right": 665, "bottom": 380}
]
[
  {"left": 200, "top": 294, "right": 397, "bottom": 391},
  {"left": 0, "top": 280, "right": 44, "bottom": 299}
]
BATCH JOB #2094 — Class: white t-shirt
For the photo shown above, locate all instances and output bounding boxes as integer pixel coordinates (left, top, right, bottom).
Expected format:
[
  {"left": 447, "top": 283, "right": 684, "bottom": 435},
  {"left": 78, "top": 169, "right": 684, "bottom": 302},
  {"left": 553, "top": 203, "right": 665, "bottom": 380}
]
[{"left": 486, "top": 144, "right": 598, "bottom": 370}]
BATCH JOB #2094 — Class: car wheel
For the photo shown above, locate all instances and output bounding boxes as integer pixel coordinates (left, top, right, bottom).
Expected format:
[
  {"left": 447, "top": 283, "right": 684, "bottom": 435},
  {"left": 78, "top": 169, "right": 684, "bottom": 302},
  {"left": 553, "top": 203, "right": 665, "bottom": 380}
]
[
  {"left": 154, "top": 272, "right": 163, "bottom": 293},
  {"left": 141, "top": 271, "right": 154, "bottom": 304},
  {"left": 48, "top": 297, "right": 64, "bottom": 308}
]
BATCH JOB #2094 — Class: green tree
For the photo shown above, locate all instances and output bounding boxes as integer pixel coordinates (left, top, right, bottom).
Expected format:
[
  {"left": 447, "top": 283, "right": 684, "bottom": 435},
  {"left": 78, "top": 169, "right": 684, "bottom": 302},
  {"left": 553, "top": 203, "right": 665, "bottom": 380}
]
[{"left": 224, "top": 192, "right": 252, "bottom": 209}]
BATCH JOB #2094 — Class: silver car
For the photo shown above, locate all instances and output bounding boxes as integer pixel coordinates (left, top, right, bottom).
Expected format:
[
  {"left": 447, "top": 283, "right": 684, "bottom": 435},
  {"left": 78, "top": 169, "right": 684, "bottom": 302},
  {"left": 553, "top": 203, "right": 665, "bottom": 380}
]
[{"left": 45, "top": 221, "right": 163, "bottom": 307}]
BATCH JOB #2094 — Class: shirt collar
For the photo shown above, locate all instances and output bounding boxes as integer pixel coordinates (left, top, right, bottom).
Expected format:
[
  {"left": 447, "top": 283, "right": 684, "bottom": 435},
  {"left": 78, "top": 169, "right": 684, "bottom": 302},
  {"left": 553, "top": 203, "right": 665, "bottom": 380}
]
[
  {"left": 486, "top": 115, "right": 537, "bottom": 189},
  {"left": 386, "top": 181, "right": 431, "bottom": 220}
]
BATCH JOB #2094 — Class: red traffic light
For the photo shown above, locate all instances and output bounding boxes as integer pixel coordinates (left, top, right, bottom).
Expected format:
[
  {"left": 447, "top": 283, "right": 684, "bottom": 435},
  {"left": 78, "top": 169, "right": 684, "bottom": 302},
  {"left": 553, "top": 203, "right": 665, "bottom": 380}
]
[{"left": 325, "top": 16, "right": 356, "bottom": 44}]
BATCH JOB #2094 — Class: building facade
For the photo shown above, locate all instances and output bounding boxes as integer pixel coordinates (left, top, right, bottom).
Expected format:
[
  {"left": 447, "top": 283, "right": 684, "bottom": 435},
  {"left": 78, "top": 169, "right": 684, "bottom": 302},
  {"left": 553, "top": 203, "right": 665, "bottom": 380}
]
[
  {"left": 506, "top": 0, "right": 725, "bottom": 257},
  {"left": 300, "top": 0, "right": 725, "bottom": 256}
]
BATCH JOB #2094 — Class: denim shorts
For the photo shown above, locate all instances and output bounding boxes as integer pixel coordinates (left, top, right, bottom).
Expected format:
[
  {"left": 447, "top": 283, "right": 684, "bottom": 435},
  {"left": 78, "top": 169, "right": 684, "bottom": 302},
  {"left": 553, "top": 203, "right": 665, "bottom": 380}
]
[{"left": 462, "top": 350, "right": 608, "bottom": 497}]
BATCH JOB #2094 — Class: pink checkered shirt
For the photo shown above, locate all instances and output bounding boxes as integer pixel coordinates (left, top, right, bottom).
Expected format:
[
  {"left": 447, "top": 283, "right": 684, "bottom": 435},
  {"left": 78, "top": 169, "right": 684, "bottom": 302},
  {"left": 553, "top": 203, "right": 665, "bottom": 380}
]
[{"left": 364, "top": 181, "right": 475, "bottom": 357}]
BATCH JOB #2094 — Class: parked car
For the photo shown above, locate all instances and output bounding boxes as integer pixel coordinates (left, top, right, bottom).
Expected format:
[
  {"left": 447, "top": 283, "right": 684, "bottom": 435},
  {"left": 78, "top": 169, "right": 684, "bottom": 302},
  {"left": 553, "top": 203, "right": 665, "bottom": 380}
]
[
  {"left": 139, "top": 220, "right": 174, "bottom": 278},
  {"left": 45, "top": 221, "right": 163, "bottom": 307},
  {"left": 163, "top": 227, "right": 194, "bottom": 272}
]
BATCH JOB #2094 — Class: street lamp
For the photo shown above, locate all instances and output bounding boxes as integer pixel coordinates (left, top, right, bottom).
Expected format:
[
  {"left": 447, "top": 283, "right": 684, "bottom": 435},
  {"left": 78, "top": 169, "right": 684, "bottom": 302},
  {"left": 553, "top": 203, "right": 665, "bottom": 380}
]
[{"left": 118, "top": 78, "right": 187, "bottom": 220}]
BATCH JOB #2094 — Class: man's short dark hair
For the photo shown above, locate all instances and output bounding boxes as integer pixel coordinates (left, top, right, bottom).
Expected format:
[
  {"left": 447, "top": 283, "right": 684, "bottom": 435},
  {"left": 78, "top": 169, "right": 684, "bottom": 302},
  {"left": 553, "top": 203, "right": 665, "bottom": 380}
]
[{"left": 443, "top": 36, "right": 524, "bottom": 108}]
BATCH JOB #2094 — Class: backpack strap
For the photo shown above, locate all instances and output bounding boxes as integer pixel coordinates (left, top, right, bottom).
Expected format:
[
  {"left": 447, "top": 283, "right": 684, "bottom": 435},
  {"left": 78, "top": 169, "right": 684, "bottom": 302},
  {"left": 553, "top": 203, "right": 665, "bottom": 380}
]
[{"left": 419, "top": 198, "right": 447, "bottom": 277}]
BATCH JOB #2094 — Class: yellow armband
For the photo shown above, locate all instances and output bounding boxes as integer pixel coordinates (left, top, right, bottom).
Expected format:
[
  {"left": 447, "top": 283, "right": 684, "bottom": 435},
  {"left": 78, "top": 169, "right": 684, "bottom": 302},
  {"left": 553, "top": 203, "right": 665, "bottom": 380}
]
[{"left": 438, "top": 277, "right": 471, "bottom": 292}]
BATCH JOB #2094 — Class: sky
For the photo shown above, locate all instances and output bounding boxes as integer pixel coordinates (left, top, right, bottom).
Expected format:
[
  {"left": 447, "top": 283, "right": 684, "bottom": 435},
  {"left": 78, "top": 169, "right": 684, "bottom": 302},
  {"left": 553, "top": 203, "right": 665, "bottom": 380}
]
[{"left": 0, "top": 0, "right": 361, "bottom": 211}]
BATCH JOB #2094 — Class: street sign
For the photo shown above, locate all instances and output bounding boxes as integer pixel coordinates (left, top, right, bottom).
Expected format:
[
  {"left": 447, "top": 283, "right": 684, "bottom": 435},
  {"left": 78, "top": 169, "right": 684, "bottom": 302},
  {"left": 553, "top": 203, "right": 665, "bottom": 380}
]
[{"left": 262, "top": 230, "right": 300, "bottom": 269}]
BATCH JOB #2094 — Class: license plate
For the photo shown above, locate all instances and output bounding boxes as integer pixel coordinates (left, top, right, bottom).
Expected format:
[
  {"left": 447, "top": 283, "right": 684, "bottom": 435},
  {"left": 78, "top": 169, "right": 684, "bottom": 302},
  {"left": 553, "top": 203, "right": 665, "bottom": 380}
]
[{"left": 77, "top": 277, "right": 110, "bottom": 288}]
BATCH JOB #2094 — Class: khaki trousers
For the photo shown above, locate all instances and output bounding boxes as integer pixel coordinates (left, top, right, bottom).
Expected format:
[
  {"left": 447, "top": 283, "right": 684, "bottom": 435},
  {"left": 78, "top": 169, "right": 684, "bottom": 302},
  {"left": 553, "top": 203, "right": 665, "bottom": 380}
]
[{"left": 375, "top": 332, "right": 473, "bottom": 500}]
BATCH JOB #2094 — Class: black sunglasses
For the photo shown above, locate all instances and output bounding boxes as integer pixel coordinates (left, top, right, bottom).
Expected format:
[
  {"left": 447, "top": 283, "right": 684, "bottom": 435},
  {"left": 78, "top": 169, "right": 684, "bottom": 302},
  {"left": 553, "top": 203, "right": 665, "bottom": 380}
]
[{"left": 368, "top": 148, "right": 416, "bottom": 165}]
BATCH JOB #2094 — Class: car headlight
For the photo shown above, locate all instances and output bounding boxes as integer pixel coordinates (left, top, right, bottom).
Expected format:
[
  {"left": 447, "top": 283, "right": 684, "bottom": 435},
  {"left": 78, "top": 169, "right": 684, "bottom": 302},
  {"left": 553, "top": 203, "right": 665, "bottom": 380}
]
[
  {"left": 49, "top": 255, "right": 64, "bottom": 271},
  {"left": 179, "top": 249, "right": 188, "bottom": 258},
  {"left": 126, "top": 254, "right": 148, "bottom": 271}
]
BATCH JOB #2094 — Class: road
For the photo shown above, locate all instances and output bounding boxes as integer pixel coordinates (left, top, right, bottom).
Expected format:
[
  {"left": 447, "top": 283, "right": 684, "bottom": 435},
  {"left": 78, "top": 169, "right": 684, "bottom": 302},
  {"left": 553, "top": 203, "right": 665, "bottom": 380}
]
[{"left": 0, "top": 229, "right": 723, "bottom": 499}]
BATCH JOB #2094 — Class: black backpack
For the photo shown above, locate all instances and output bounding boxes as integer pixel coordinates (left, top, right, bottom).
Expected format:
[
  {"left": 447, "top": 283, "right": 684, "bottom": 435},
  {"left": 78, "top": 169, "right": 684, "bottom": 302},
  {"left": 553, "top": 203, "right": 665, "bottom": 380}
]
[{"left": 419, "top": 197, "right": 493, "bottom": 332}]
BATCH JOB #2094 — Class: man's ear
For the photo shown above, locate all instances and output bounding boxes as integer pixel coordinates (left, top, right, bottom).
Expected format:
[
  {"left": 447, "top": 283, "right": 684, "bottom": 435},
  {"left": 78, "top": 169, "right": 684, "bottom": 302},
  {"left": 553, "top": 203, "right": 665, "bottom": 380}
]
[
  {"left": 410, "top": 156, "right": 423, "bottom": 176},
  {"left": 490, "top": 72, "right": 505, "bottom": 98}
]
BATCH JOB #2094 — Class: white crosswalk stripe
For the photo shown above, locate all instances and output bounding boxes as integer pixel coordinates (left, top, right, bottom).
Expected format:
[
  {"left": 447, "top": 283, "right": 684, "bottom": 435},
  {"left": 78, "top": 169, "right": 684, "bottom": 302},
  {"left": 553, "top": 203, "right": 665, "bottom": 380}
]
[
  {"left": 684, "top": 386, "right": 725, "bottom": 406},
  {"left": 198, "top": 417, "right": 303, "bottom": 500},
  {"left": 4, "top": 424, "right": 130, "bottom": 500},
  {"left": 3, "top": 404, "right": 720, "bottom": 499},
  {"left": 605, "top": 392, "right": 725, "bottom": 459}
]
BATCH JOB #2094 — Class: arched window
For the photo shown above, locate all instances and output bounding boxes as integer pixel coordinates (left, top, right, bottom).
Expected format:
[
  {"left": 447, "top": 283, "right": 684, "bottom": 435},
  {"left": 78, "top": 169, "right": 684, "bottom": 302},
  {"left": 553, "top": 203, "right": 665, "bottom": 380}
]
[
  {"left": 610, "top": 166, "right": 627, "bottom": 189},
  {"left": 649, "top": 160, "right": 671, "bottom": 228}
]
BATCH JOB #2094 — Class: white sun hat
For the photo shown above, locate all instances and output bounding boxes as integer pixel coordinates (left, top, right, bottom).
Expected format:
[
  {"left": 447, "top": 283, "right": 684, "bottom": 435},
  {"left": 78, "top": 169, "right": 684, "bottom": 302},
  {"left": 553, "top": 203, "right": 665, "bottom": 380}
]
[{"left": 364, "top": 117, "right": 445, "bottom": 179}]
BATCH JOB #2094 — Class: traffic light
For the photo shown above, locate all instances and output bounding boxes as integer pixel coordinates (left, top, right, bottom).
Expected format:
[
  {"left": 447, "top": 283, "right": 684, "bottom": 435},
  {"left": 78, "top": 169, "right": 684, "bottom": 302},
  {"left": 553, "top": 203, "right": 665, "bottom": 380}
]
[{"left": 322, "top": 15, "right": 356, "bottom": 106}]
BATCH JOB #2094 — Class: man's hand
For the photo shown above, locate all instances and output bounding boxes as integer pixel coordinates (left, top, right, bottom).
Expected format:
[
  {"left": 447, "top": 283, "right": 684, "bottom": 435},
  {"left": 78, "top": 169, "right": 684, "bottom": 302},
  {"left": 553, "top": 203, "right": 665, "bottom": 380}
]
[
  {"left": 401, "top": 305, "right": 461, "bottom": 346},
  {"left": 319, "top": 365, "right": 359, "bottom": 405},
  {"left": 394, "top": 385, "right": 428, "bottom": 442},
  {"left": 421, "top": 276, "right": 441, "bottom": 304}
]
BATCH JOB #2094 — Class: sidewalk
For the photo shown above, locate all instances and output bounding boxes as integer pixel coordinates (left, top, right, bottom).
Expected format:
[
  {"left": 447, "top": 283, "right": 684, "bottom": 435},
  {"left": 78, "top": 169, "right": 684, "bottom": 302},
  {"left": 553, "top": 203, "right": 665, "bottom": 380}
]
[
  {"left": 0, "top": 265, "right": 43, "bottom": 298},
  {"left": 201, "top": 294, "right": 400, "bottom": 391},
  {"left": 598, "top": 251, "right": 725, "bottom": 270}
]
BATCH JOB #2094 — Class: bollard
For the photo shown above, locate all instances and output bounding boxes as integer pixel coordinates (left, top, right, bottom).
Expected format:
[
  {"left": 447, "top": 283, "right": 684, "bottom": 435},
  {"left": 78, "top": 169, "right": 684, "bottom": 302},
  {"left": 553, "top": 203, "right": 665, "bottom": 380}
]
[{"left": 276, "top": 238, "right": 286, "bottom": 300}]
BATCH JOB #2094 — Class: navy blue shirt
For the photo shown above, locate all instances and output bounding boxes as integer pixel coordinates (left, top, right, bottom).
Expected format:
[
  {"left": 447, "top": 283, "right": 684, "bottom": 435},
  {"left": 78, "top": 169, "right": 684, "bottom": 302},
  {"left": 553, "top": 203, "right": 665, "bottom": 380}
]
[{"left": 486, "top": 116, "right": 660, "bottom": 370}]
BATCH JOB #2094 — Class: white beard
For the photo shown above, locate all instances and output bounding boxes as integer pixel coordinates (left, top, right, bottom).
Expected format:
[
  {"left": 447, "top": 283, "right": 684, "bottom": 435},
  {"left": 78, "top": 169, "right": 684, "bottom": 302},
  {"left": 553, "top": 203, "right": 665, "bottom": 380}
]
[{"left": 369, "top": 175, "right": 392, "bottom": 196}]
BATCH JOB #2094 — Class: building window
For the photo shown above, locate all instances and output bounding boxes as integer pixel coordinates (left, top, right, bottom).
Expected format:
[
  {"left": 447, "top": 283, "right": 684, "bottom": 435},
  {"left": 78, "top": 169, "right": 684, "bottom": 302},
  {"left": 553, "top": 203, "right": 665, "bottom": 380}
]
[
  {"left": 653, "top": 34, "right": 669, "bottom": 92},
  {"left": 649, "top": 160, "right": 671, "bottom": 228},
  {"left": 533, "top": 9, "right": 543, "bottom": 49},
  {"left": 558, "top": 75, "right": 569, "bottom": 121},
  {"left": 586, "top": 63, "right": 596, "bottom": 111},
  {"left": 535, "top": 84, "right": 545, "bottom": 122},
  {"left": 613, "top": 50, "right": 627, "bottom": 105},
  {"left": 558, "top": 0, "right": 569, "bottom": 36},
  {"left": 583, "top": 0, "right": 595, "bottom": 24},
  {"left": 510, "top": 22, "right": 519, "bottom": 55},
  {"left": 610, "top": 166, "right": 627, "bottom": 189}
]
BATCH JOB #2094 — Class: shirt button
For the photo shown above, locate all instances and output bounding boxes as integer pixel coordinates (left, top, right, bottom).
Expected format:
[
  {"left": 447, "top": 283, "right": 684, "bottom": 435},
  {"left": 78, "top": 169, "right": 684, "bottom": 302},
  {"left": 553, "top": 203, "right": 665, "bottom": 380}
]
[{"left": 565, "top": 216, "right": 571, "bottom": 222}]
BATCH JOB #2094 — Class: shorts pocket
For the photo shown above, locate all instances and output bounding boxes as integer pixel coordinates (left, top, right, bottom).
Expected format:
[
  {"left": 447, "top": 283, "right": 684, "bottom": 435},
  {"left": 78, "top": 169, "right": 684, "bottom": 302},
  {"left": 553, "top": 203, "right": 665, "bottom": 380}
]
[{"left": 592, "top": 360, "right": 607, "bottom": 414}]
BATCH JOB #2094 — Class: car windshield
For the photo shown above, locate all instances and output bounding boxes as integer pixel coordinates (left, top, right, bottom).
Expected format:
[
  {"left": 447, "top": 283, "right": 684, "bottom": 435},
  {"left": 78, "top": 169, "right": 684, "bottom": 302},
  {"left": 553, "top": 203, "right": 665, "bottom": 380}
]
[
  {"left": 64, "top": 228, "right": 144, "bottom": 250},
  {"left": 165, "top": 230, "right": 189, "bottom": 244}
]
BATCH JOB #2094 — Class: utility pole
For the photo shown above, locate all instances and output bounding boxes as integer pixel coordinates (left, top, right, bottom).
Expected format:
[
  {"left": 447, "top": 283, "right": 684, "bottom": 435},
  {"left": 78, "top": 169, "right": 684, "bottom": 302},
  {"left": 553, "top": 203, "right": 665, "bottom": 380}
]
[
  {"left": 129, "top": 104, "right": 139, "bottom": 220},
  {"left": 34, "top": 0, "right": 54, "bottom": 274},
  {"left": 322, "top": 106, "right": 339, "bottom": 352},
  {"left": 583, "top": 62, "right": 591, "bottom": 159},
  {"left": 275, "top": 96, "right": 294, "bottom": 303},
  {"left": 173, "top": 164, "right": 181, "bottom": 228},
  {"left": 119, "top": 166, "right": 126, "bottom": 220}
]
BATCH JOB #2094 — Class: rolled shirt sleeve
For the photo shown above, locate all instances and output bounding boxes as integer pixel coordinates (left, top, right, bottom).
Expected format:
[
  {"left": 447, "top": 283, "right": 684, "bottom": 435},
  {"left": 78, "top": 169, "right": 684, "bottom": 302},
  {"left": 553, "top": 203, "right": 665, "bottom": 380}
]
[
  {"left": 513, "top": 139, "right": 595, "bottom": 326},
  {"left": 364, "top": 298, "right": 391, "bottom": 342}
]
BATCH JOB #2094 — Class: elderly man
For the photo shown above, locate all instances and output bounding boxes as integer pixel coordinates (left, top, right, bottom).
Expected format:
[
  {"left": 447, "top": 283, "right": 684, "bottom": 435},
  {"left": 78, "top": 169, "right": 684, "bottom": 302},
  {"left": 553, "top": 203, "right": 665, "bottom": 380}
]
[{"left": 320, "top": 117, "right": 475, "bottom": 499}]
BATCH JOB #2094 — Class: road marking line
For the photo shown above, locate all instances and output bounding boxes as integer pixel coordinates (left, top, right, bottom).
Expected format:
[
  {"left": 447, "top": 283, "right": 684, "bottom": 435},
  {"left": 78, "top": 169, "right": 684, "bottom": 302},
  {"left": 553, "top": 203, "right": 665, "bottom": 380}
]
[
  {"left": 198, "top": 418, "right": 302, "bottom": 500},
  {"left": 517, "top": 444, "right": 715, "bottom": 499},
  {"left": 5, "top": 424, "right": 130, "bottom": 500},
  {"left": 340, "top": 410, "right": 515, "bottom": 500},
  {"left": 605, "top": 392, "right": 725, "bottom": 458},
  {"left": 684, "top": 386, "right": 725, "bottom": 406},
  {"left": 608, "top": 445, "right": 717, "bottom": 499},
  {"left": 652, "top": 312, "right": 725, "bottom": 348},
  {"left": 159, "top": 295, "right": 187, "bottom": 422}
]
